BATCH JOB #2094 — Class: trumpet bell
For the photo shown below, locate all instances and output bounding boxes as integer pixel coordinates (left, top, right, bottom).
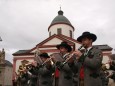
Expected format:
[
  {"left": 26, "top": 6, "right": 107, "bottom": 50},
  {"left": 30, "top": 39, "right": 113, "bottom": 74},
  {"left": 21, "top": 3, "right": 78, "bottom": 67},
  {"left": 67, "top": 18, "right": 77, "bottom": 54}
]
[{"left": 105, "top": 64, "right": 110, "bottom": 69}]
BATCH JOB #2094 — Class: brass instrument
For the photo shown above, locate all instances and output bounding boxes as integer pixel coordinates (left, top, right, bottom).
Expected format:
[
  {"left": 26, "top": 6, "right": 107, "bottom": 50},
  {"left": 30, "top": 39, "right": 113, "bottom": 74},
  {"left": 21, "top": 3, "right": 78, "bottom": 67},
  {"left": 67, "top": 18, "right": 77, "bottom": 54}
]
[
  {"left": 62, "top": 45, "right": 83, "bottom": 65},
  {"left": 101, "top": 61, "right": 115, "bottom": 79},
  {"left": 41, "top": 56, "right": 54, "bottom": 66},
  {"left": 18, "top": 65, "right": 26, "bottom": 72},
  {"left": 25, "top": 62, "right": 34, "bottom": 70},
  {"left": 34, "top": 47, "right": 43, "bottom": 65},
  {"left": 17, "top": 65, "right": 27, "bottom": 78},
  {"left": 18, "top": 62, "right": 36, "bottom": 75},
  {"left": 101, "top": 59, "right": 114, "bottom": 71},
  {"left": 102, "top": 63, "right": 110, "bottom": 71}
]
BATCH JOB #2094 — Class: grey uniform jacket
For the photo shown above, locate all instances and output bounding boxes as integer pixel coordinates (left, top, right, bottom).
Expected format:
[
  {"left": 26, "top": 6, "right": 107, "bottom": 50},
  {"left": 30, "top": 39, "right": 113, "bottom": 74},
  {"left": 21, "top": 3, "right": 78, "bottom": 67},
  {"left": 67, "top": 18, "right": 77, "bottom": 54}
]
[
  {"left": 76, "top": 47, "right": 103, "bottom": 86},
  {"left": 37, "top": 65, "right": 55, "bottom": 86},
  {"left": 53, "top": 53, "right": 78, "bottom": 86}
]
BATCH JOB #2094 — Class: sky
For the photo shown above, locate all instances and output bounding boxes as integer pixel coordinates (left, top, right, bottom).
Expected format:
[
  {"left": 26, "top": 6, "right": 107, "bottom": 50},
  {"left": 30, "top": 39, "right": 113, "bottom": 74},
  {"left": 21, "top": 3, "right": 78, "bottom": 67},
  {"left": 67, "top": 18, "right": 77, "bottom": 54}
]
[{"left": 0, "top": 0, "right": 115, "bottom": 63}]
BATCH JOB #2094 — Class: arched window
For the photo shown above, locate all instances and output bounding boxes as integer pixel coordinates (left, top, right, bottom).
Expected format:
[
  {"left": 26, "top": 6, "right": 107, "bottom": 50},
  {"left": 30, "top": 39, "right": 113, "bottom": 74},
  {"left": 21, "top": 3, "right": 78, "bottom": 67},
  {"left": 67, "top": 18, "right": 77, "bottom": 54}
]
[
  {"left": 70, "top": 30, "right": 72, "bottom": 38},
  {"left": 49, "top": 32, "right": 51, "bottom": 36},
  {"left": 57, "top": 28, "right": 62, "bottom": 34}
]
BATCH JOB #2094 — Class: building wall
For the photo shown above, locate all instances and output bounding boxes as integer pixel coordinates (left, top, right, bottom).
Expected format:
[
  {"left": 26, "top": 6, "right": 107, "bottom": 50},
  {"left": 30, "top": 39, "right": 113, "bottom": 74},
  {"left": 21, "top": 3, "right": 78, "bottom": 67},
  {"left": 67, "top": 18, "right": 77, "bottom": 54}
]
[
  {"left": 0, "top": 66, "right": 5, "bottom": 86},
  {"left": 102, "top": 55, "right": 110, "bottom": 64},
  {"left": 43, "top": 38, "right": 62, "bottom": 45},
  {"left": 49, "top": 24, "right": 74, "bottom": 38},
  {"left": 4, "top": 66, "right": 13, "bottom": 86},
  {"left": 102, "top": 51, "right": 112, "bottom": 64}
]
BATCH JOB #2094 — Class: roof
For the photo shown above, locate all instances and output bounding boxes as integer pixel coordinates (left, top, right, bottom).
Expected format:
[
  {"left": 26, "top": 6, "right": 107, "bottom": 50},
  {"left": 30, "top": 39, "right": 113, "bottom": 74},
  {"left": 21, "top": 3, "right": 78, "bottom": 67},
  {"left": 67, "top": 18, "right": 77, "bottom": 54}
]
[
  {"left": 13, "top": 34, "right": 80, "bottom": 55},
  {"left": 36, "top": 34, "right": 80, "bottom": 47},
  {"left": 0, "top": 60, "right": 12, "bottom": 68},
  {"left": 93, "top": 45, "right": 113, "bottom": 51},
  {"left": 5, "top": 60, "right": 12, "bottom": 67},
  {"left": 12, "top": 35, "right": 113, "bottom": 56},
  {"left": 51, "top": 10, "right": 71, "bottom": 25},
  {"left": 48, "top": 10, "right": 74, "bottom": 31},
  {"left": 13, "top": 50, "right": 29, "bottom": 55}
]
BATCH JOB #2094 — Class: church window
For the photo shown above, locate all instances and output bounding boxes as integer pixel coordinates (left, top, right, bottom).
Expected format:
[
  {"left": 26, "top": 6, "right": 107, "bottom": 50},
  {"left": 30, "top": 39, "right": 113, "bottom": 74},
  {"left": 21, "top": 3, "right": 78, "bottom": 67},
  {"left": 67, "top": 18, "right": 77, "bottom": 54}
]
[
  {"left": 70, "top": 30, "right": 72, "bottom": 38},
  {"left": 57, "top": 28, "right": 62, "bottom": 34},
  {"left": 49, "top": 32, "right": 51, "bottom": 36}
]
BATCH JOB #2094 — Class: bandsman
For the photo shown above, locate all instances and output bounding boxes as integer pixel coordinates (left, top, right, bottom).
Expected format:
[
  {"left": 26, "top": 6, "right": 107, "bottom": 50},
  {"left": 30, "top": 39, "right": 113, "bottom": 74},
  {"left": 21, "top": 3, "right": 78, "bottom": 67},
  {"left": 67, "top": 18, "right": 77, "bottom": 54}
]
[
  {"left": 74, "top": 31, "right": 103, "bottom": 86},
  {"left": 37, "top": 52, "right": 55, "bottom": 86},
  {"left": 52, "top": 41, "right": 78, "bottom": 86}
]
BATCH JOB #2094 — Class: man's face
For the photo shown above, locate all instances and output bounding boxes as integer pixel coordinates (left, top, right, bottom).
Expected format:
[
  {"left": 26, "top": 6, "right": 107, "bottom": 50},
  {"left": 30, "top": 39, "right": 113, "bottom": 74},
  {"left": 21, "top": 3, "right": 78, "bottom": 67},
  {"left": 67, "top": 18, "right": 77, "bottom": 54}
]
[
  {"left": 59, "top": 46, "right": 68, "bottom": 53},
  {"left": 81, "top": 37, "right": 92, "bottom": 48},
  {"left": 41, "top": 57, "right": 47, "bottom": 62}
]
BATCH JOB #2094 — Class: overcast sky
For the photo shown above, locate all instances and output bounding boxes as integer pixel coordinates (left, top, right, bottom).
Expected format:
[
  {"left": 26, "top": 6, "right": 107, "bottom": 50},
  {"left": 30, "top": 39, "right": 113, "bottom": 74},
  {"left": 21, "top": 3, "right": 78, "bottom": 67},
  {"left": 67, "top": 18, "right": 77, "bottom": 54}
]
[{"left": 0, "top": 0, "right": 115, "bottom": 63}]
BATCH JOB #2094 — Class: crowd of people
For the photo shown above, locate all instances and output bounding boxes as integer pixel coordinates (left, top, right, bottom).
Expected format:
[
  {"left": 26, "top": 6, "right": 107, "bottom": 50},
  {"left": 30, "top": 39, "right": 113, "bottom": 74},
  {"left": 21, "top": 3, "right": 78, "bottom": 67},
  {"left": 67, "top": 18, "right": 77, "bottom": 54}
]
[{"left": 14, "top": 31, "right": 115, "bottom": 86}]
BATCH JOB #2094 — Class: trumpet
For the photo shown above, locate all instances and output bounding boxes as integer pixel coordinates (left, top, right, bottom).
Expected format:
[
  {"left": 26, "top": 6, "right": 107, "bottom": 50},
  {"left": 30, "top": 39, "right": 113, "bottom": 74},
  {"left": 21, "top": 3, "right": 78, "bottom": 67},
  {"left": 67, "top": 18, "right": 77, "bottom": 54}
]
[
  {"left": 41, "top": 56, "right": 54, "bottom": 66},
  {"left": 62, "top": 45, "right": 83, "bottom": 65}
]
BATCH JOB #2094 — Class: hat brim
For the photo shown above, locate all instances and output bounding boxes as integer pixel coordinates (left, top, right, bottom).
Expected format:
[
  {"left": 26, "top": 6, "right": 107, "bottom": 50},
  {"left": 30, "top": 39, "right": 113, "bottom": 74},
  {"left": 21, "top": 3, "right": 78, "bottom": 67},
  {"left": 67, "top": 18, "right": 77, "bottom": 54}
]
[
  {"left": 77, "top": 34, "right": 97, "bottom": 42},
  {"left": 56, "top": 44, "right": 72, "bottom": 52},
  {"left": 39, "top": 54, "right": 50, "bottom": 58}
]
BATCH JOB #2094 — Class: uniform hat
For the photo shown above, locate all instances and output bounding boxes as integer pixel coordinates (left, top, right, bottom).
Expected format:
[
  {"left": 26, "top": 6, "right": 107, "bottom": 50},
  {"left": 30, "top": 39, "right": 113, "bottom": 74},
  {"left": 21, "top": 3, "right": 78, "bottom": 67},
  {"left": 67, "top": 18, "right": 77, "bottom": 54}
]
[
  {"left": 77, "top": 31, "right": 97, "bottom": 42},
  {"left": 39, "top": 52, "right": 50, "bottom": 58},
  {"left": 56, "top": 41, "right": 72, "bottom": 52}
]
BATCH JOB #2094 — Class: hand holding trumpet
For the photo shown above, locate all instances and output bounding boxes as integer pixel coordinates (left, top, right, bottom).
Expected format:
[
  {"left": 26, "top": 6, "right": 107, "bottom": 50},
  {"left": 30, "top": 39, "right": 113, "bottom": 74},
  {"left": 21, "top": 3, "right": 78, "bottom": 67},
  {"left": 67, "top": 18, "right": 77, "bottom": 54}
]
[
  {"left": 72, "top": 50, "right": 82, "bottom": 60},
  {"left": 61, "top": 45, "right": 83, "bottom": 65}
]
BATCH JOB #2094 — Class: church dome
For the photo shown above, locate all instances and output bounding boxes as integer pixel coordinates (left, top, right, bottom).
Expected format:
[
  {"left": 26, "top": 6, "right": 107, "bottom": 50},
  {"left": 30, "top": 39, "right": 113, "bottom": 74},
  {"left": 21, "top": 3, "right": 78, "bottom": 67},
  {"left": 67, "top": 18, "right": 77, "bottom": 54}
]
[
  {"left": 51, "top": 10, "right": 71, "bottom": 25},
  {"left": 48, "top": 10, "right": 74, "bottom": 31}
]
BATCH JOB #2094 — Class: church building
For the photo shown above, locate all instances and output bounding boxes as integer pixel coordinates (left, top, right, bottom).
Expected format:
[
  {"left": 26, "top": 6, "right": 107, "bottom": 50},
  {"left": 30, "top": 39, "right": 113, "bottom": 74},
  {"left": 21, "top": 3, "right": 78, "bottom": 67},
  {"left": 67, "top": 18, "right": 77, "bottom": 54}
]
[{"left": 12, "top": 10, "right": 113, "bottom": 80}]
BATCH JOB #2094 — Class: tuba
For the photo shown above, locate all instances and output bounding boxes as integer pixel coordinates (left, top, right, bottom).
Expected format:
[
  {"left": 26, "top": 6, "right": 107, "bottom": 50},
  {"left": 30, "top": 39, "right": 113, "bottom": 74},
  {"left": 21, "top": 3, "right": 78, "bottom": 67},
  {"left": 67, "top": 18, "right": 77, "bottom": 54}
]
[
  {"left": 18, "top": 62, "right": 36, "bottom": 75},
  {"left": 17, "top": 65, "right": 27, "bottom": 77}
]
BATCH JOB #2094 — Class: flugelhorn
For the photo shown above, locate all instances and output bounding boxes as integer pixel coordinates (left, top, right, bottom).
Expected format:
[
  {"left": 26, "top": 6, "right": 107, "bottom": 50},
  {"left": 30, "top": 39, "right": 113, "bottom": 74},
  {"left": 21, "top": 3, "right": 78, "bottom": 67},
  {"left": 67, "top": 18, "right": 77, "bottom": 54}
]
[{"left": 62, "top": 45, "right": 83, "bottom": 65}]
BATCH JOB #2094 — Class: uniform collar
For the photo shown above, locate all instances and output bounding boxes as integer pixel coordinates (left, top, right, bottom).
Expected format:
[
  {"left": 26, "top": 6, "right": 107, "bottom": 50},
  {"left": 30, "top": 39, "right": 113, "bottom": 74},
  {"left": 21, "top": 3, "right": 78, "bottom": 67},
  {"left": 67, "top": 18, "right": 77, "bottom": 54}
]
[
  {"left": 86, "top": 47, "right": 92, "bottom": 52},
  {"left": 84, "top": 46, "right": 92, "bottom": 55}
]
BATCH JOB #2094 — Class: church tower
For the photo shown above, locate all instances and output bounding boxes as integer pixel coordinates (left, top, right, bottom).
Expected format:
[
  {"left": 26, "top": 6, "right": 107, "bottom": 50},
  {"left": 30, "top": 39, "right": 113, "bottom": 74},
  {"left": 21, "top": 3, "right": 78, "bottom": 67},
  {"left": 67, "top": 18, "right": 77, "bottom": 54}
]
[{"left": 48, "top": 10, "right": 75, "bottom": 38}]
